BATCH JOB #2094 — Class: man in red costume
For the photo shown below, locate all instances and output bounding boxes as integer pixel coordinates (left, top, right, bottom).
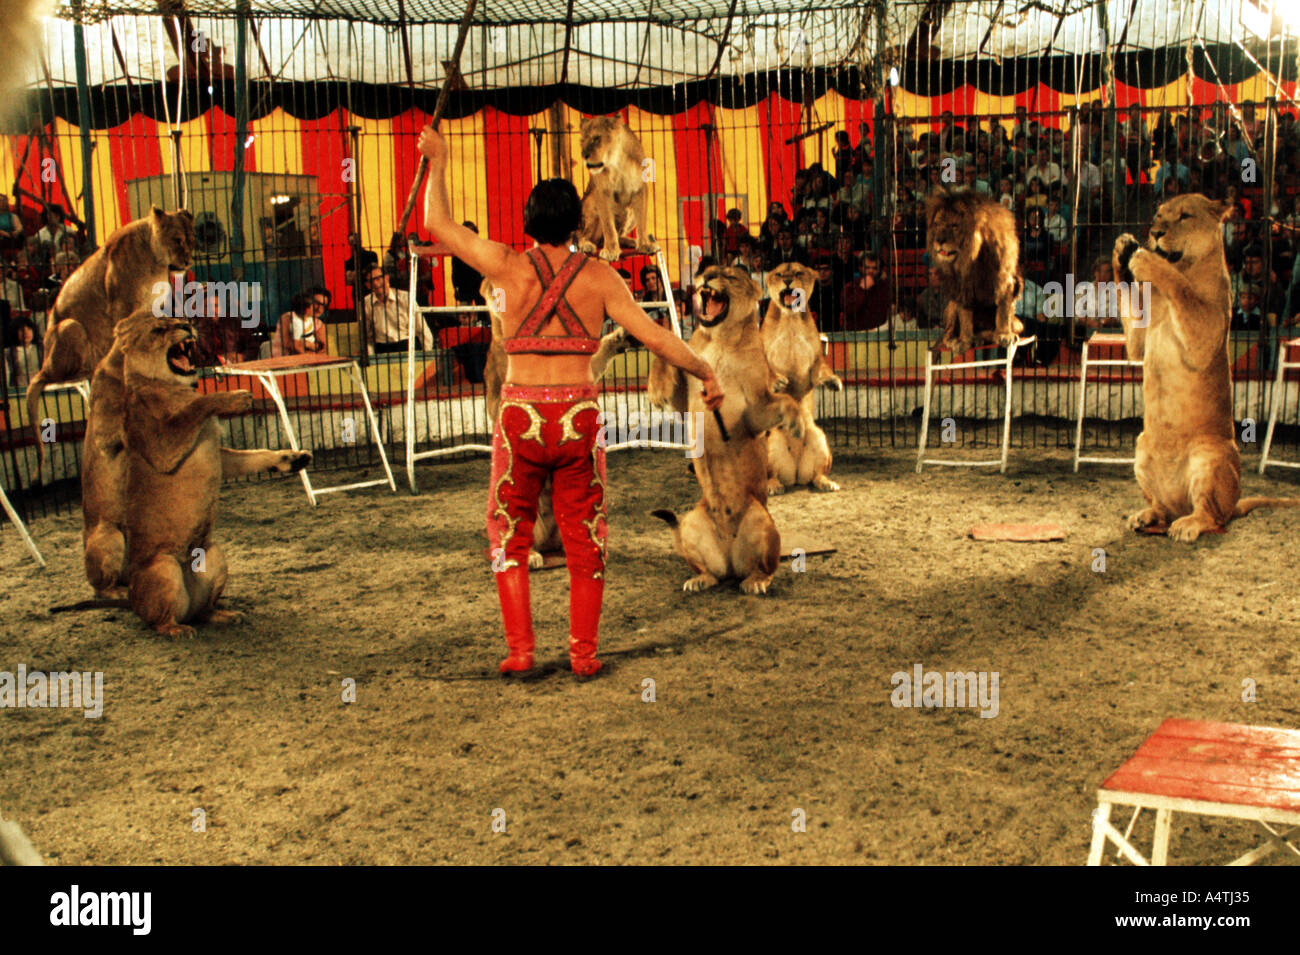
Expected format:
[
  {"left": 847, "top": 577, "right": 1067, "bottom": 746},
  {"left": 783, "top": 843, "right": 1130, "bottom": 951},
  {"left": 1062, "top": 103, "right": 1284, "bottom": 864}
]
[{"left": 418, "top": 127, "right": 724, "bottom": 677}]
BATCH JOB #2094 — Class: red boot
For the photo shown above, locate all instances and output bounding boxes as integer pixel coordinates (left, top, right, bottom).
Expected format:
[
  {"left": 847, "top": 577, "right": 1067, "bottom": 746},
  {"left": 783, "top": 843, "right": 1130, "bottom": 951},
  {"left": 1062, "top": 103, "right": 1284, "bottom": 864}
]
[
  {"left": 569, "top": 575, "right": 604, "bottom": 677},
  {"left": 495, "top": 566, "right": 535, "bottom": 674}
]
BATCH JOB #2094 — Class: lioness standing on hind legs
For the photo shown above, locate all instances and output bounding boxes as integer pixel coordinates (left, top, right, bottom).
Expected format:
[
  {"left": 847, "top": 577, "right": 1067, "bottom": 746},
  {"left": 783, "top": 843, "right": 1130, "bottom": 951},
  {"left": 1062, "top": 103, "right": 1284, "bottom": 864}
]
[
  {"left": 25, "top": 207, "right": 195, "bottom": 474},
  {"left": 419, "top": 126, "right": 723, "bottom": 677},
  {"left": 760, "top": 263, "right": 844, "bottom": 494},
  {"left": 1114, "top": 193, "right": 1300, "bottom": 542},
  {"left": 648, "top": 266, "right": 804, "bottom": 595}
]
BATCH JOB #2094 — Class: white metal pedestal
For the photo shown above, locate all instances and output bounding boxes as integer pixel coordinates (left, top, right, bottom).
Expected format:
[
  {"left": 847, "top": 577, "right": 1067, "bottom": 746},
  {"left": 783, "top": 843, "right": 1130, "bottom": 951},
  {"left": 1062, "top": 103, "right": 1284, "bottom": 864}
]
[
  {"left": 916, "top": 336, "right": 1035, "bottom": 474},
  {"left": 216, "top": 357, "right": 396, "bottom": 506},
  {"left": 1259, "top": 336, "right": 1300, "bottom": 475},
  {"left": 1073, "top": 332, "right": 1143, "bottom": 471}
]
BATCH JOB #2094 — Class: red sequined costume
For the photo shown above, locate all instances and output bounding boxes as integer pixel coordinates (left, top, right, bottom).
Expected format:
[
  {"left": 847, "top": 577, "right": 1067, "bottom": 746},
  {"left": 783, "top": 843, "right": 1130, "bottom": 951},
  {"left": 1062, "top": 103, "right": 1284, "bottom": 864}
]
[{"left": 488, "top": 249, "right": 608, "bottom": 676}]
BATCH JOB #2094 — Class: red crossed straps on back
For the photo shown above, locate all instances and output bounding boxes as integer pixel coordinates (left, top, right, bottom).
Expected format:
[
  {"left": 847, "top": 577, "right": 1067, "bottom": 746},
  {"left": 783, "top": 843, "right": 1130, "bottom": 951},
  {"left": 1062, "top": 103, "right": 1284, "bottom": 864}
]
[{"left": 504, "top": 248, "right": 598, "bottom": 354}]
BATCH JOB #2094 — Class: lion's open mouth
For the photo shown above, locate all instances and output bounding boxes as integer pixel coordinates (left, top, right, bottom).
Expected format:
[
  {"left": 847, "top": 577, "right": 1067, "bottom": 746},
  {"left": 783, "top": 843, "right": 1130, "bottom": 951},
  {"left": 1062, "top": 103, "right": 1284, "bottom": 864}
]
[
  {"left": 167, "top": 338, "right": 198, "bottom": 376},
  {"left": 935, "top": 248, "right": 957, "bottom": 260},
  {"left": 697, "top": 287, "right": 730, "bottom": 326},
  {"left": 780, "top": 286, "right": 798, "bottom": 306},
  {"left": 1153, "top": 246, "right": 1183, "bottom": 264}
]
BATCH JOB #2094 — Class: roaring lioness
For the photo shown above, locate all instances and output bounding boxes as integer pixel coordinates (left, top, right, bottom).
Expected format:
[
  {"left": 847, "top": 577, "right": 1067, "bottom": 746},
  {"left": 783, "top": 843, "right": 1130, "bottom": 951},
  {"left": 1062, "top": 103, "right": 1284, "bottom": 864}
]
[
  {"left": 115, "top": 312, "right": 306, "bottom": 636},
  {"left": 482, "top": 276, "right": 627, "bottom": 566},
  {"left": 82, "top": 310, "right": 308, "bottom": 599},
  {"left": 1114, "top": 193, "right": 1299, "bottom": 542},
  {"left": 575, "top": 116, "right": 657, "bottom": 262},
  {"left": 761, "top": 263, "right": 843, "bottom": 493},
  {"left": 648, "top": 265, "right": 802, "bottom": 594},
  {"left": 26, "top": 207, "right": 194, "bottom": 469}
]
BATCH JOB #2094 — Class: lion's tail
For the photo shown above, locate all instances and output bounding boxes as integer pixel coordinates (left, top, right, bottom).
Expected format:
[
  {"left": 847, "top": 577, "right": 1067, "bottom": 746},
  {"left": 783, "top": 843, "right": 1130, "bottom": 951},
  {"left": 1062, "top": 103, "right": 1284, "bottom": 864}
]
[
  {"left": 650, "top": 508, "right": 678, "bottom": 529},
  {"left": 49, "top": 598, "right": 131, "bottom": 613},
  {"left": 1234, "top": 497, "right": 1300, "bottom": 519}
]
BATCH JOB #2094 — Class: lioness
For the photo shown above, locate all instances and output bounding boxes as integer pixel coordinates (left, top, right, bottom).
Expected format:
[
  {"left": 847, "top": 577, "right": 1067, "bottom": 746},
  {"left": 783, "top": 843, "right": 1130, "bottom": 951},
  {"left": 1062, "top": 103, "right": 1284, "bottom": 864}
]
[
  {"left": 26, "top": 207, "right": 195, "bottom": 469},
  {"left": 82, "top": 309, "right": 308, "bottom": 599},
  {"left": 1114, "top": 193, "right": 1299, "bottom": 542},
  {"left": 648, "top": 265, "right": 802, "bottom": 594},
  {"left": 116, "top": 312, "right": 305, "bottom": 636},
  {"left": 926, "top": 189, "right": 1023, "bottom": 355},
  {"left": 761, "top": 263, "right": 843, "bottom": 493},
  {"left": 575, "top": 116, "right": 658, "bottom": 262},
  {"left": 482, "top": 276, "right": 627, "bottom": 566}
]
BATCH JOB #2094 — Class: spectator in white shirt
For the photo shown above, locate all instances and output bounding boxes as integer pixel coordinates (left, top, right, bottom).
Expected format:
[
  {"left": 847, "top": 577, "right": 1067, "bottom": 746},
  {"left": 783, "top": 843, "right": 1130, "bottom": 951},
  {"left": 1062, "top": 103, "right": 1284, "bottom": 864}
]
[
  {"left": 362, "top": 266, "right": 433, "bottom": 355},
  {"left": 1025, "top": 147, "right": 1062, "bottom": 189},
  {"left": 1044, "top": 194, "right": 1068, "bottom": 243}
]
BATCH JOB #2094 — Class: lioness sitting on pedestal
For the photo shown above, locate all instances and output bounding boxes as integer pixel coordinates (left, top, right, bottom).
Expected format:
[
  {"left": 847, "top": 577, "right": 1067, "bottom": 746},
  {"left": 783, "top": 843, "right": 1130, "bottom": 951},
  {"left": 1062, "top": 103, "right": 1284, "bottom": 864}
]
[
  {"left": 574, "top": 116, "right": 658, "bottom": 262},
  {"left": 115, "top": 312, "right": 308, "bottom": 636},
  {"left": 648, "top": 265, "right": 802, "bottom": 595},
  {"left": 1114, "top": 193, "right": 1299, "bottom": 542},
  {"left": 760, "top": 262, "right": 843, "bottom": 493},
  {"left": 26, "top": 207, "right": 194, "bottom": 471}
]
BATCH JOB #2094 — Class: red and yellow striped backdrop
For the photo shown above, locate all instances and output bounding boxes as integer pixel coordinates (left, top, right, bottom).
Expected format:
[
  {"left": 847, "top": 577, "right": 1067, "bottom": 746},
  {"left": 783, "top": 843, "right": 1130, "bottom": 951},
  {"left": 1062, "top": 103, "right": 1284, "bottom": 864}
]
[{"left": 11, "top": 71, "right": 1295, "bottom": 306}]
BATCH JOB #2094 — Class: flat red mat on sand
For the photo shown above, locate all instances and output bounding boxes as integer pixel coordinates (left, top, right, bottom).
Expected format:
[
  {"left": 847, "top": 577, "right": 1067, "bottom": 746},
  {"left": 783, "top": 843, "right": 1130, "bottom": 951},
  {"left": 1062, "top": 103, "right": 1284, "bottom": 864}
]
[{"left": 969, "top": 523, "right": 1066, "bottom": 542}]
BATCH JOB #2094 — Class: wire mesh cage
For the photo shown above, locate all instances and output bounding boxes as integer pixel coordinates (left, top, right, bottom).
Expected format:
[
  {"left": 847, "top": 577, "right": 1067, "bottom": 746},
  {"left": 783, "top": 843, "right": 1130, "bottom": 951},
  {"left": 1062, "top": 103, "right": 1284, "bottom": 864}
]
[{"left": 3, "top": 1, "right": 1300, "bottom": 526}]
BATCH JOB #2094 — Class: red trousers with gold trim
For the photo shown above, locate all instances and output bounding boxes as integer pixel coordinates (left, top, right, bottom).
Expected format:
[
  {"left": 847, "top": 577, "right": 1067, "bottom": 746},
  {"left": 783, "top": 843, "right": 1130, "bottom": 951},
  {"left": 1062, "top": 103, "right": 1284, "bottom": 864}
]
[{"left": 486, "top": 383, "right": 608, "bottom": 579}]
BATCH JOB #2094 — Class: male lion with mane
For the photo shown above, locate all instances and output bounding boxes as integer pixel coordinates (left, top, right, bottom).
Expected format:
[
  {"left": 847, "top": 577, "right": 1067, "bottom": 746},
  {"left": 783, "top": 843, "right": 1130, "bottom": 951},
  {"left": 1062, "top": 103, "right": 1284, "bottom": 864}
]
[
  {"left": 647, "top": 265, "right": 801, "bottom": 595},
  {"left": 1113, "top": 193, "right": 1300, "bottom": 541},
  {"left": 574, "top": 116, "right": 658, "bottom": 262},
  {"left": 925, "top": 189, "right": 1023, "bottom": 356},
  {"left": 761, "top": 262, "right": 843, "bottom": 493}
]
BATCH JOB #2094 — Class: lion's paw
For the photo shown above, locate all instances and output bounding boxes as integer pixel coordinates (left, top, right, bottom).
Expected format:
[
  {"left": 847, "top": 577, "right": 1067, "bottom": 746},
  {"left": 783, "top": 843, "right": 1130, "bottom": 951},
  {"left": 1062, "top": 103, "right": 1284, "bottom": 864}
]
[
  {"left": 740, "top": 576, "right": 772, "bottom": 596},
  {"left": 772, "top": 375, "right": 790, "bottom": 393},
  {"left": 1114, "top": 233, "right": 1141, "bottom": 280},
  {"left": 578, "top": 240, "right": 597, "bottom": 256},
  {"left": 767, "top": 479, "right": 786, "bottom": 496},
  {"left": 811, "top": 475, "right": 840, "bottom": 492},
  {"left": 636, "top": 241, "right": 660, "bottom": 256},
  {"left": 157, "top": 622, "right": 196, "bottom": 639},
  {"left": 997, "top": 332, "right": 1020, "bottom": 349},
  {"left": 599, "top": 247, "right": 621, "bottom": 263},
  {"left": 1127, "top": 507, "right": 1162, "bottom": 531},
  {"left": 207, "top": 610, "right": 244, "bottom": 625},
  {"left": 528, "top": 550, "right": 545, "bottom": 570},
  {"left": 682, "top": 573, "right": 718, "bottom": 593},
  {"left": 821, "top": 374, "right": 844, "bottom": 392},
  {"left": 1168, "top": 516, "right": 1211, "bottom": 543}
]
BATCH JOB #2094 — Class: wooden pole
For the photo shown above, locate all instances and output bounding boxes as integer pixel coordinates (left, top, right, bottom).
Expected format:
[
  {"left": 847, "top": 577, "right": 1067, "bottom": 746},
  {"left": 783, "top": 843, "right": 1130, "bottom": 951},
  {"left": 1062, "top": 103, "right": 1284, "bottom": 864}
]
[{"left": 392, "top": 0, "right": 479, "bottom": 247}]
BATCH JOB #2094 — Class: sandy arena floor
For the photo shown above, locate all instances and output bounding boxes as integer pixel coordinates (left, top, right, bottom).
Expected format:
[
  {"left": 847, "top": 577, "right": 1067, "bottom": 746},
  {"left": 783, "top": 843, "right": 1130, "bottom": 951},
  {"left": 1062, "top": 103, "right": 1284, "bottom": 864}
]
[{"left": 2, "top": 446, "right": 1299, "bottom": 865}]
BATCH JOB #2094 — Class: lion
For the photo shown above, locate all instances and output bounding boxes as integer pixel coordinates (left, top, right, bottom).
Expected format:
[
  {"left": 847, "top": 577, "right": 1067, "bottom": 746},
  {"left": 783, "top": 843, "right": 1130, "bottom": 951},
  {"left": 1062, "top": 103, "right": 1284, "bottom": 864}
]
[
  {"left": 482, "top": 276, "right": 628, "bottom": 567},
  {"left": 760, "top": 263, "right": 844, "bottom": 493},
  {"left": 26, "top": 206, "right": 195, "bottom": 471},
  {"left": 1113, "top": 193, "right": 1300, "bottom": 542},
  {"left": 112, "top": 312, "right": 307, "bottom": 636},
  {"left": 647, "top": 265, "right": 802, "bottom": 595},
  {"left": 81, "top": 310, "right": 309, "bottom": 600},
  {"left": 925, "top": 189, "right": 1023, "bottom": 356},
  {"left": 575, "top": 116, "right": 658, "bottom": 263}
]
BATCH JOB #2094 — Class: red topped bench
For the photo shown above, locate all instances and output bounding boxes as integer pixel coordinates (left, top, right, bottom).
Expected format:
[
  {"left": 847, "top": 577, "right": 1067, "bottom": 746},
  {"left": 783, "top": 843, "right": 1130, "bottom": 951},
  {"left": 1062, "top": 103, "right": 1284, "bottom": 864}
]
[{"left": 1088, "top": 718, "right": 1300, "bottom": 865}]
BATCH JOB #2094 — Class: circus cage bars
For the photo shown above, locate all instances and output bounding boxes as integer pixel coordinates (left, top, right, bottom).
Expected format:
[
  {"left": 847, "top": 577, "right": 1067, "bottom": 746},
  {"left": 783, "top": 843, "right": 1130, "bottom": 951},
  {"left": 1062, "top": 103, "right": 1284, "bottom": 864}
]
[{"left": 2, "top": 1, "right": 1300, "bottom": 524}]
